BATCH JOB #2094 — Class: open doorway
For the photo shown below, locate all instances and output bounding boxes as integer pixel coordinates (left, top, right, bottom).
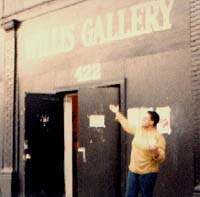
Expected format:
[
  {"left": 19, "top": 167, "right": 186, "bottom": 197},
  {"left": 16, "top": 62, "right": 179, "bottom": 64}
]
[
  {"left": 25, "top": 93, "right": 78, "bottom": 197},
  {"left": 24, "top": 83, "right": 124, "bottom": 197},
  {"left": 72, "top": 95, "right": 78, "bottom": 197},
  {"left": 64, "top": 87, "right": 121, "bottom": 197},
  {"left": 24, "top": 93, "right": 65, "bottom": 196}
]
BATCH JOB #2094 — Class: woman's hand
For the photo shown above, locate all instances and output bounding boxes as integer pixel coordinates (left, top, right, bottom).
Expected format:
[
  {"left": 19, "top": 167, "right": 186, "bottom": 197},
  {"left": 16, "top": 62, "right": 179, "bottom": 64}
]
[
  {"left": 109, "top": 104, "right": 119, "bottom": 113},
  {"left": 148, "top": 139, "right": 159, "bottom": 158}
]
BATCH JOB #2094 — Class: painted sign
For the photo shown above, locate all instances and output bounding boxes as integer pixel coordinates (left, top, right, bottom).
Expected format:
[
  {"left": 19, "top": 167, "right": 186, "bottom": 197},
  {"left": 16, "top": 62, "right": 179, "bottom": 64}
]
[
  {"left": 74, "top": 63, "right": 101, "bottom": 82},
  {"left": 128, "top": 106, "right": 171, "bottom": 134},
  {"left": 82, "top": 0, "right": 174, "bottom": 47},
  {"left": 22, "top": 0, "right": 174, "bottom": 60}
]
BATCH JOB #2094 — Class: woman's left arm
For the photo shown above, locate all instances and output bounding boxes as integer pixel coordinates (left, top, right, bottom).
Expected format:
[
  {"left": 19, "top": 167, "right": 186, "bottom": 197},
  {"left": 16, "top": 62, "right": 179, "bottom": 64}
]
[{"left": 152, "top": 134, "right": 166, "bottom": 163}]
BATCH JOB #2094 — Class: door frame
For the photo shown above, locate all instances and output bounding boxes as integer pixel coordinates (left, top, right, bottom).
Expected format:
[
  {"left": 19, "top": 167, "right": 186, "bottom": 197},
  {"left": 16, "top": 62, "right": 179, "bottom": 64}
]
[{"left": 57, "top": 78, "right": 127, "bottom": 196}]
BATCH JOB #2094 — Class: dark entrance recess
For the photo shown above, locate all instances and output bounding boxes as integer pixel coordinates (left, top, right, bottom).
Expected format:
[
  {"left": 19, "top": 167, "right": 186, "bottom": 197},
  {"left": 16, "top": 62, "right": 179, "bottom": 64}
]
[
  {"left": 78, "top": 87, "right": 121, "bottom": 197},
  {"left": 24, "top": 93, "right": 64, "bottom": 197},
  {"left": 72, "top": 95, "right": 78, "bottom": 197}
]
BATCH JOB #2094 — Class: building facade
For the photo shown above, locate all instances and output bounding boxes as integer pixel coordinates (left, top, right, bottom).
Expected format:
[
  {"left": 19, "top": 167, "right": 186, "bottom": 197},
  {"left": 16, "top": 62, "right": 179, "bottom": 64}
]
[{"left": 0, "top": 0, "right": 199, "bottom": 196}]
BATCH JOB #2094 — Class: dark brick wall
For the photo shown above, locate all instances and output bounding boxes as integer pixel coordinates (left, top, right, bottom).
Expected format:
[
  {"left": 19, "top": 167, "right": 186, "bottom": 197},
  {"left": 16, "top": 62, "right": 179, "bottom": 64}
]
[
  {"left": 0, "top": 28, "right": 4, "bottom": 183},
  {"left": 191, "top": 0, "right": 200, "bottom": 190},
  {"left": 0, "top": 81, "right": 3, "bottom": 166}
]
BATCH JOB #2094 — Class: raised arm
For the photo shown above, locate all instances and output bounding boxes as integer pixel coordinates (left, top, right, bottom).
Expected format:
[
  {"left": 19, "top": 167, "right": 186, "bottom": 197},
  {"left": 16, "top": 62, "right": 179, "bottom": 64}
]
[{"left": 109, "top": 104, "right": 136, "bottom": 135}]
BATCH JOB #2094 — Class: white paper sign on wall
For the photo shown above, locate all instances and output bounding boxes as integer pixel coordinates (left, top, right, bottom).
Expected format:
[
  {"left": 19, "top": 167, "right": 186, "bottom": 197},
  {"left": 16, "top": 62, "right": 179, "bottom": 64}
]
[
  {"left": 89, "top": 115, "right": 105, "bottom": 128},
  {"left": 156, "top": 106, "right": 171, "bottom": 135},
  {"left": 128, "top": 107, "right": 153, "bottom": 126},
  {"left": 128, "top": 106, "right": 171, "bottom": 135}
]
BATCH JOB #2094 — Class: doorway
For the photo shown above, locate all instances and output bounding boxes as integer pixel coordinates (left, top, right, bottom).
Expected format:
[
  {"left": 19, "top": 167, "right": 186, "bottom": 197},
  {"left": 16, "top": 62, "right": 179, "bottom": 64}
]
[
  {"left": 24, "top": 93, "right": 65, "bottom": 196},
  {"left": 24, "top": 83, "right": 124, "bottom": 197},
  {"left": 64, "top": 86, "right": 122, "bottom": 197}
]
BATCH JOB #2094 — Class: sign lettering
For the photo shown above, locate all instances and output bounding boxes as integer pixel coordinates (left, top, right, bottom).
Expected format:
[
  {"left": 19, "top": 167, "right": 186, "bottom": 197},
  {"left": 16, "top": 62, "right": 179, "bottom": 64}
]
[
  {"left": 81, "top": 0, "right": 174, "bottom": 46},
  {"left": 74, "top": 63, "right": 101, "bottom": 82},
  {"left": 23, "top": 0, "right": 174, "bottom": 60}
]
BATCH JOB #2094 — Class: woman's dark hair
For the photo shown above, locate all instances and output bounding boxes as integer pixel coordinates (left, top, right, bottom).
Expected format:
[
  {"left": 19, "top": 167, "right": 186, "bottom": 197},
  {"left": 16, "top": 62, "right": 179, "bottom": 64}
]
[{"left": 147, "top": 111, "right": 160, "bottom": 127}]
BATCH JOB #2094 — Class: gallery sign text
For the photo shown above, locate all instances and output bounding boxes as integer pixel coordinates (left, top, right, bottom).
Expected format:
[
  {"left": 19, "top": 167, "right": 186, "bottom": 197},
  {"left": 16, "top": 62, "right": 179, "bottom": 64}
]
[{"left": 24, "top": 0, "right": 174, "bottom": 60}]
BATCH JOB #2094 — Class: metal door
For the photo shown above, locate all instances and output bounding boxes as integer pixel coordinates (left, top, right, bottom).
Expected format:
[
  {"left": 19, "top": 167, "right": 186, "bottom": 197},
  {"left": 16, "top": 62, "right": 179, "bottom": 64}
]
[
  {"left": 25, "top": 93, "right": 64, "bottom": 196},
  {"left": 78, "top": 87, "right": 121, "bottom": 197}
]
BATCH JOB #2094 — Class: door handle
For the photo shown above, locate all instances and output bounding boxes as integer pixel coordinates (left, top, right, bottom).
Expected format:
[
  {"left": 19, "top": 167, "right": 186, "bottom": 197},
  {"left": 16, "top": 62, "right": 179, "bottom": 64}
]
[{"left": 78, "top": 147, "right": 87, "bottom": 163}]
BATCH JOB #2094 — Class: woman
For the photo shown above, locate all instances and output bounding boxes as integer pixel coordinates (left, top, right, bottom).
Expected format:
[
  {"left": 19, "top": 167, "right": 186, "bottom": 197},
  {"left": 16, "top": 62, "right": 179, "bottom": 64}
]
[{"left": 109, "top": 105, "right": 166, "bottom": 197}]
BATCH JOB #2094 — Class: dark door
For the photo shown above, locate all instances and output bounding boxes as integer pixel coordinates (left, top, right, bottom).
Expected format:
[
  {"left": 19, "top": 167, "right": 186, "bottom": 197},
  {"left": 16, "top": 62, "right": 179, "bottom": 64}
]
[
  {"left": 25, "top": 93, "right": 64, "bottom": 196},
  {"left": 78, "top": 87, "right": 121, "bottom": 197}
]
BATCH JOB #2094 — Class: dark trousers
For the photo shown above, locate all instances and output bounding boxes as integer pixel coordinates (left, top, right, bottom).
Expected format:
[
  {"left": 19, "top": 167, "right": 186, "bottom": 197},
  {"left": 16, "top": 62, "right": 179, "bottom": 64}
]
[{"left": 125, "top": 171, "right": 158, "bottom": 197}]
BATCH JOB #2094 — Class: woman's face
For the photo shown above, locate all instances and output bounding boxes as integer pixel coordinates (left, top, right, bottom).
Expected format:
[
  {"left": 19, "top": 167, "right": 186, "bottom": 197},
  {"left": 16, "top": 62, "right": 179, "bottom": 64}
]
[{"left": 141, "top": 113, "right": 154, "bottom": 128}]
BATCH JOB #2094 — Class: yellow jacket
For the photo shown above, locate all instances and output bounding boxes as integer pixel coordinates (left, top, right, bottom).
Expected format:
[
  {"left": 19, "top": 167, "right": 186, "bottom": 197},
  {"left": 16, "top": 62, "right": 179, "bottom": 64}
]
[{"left": 115, "top": 112, "right": 166, "bottom": 174}]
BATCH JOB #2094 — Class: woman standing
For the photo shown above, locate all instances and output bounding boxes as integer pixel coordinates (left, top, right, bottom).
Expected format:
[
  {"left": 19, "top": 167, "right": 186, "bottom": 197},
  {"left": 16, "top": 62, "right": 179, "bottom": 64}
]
[{"left": 109, "top": 105, "right": 166, "bottom": 197}]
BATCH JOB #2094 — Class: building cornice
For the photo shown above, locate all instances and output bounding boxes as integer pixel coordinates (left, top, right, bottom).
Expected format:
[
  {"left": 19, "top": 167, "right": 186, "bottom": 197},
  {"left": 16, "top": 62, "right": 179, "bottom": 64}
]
[
  {"left": 0, "top": 0, "right": 88, "bottom": 24},
  {"left": 1, "top": 19, "right": 20, "bottom": 31}
]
